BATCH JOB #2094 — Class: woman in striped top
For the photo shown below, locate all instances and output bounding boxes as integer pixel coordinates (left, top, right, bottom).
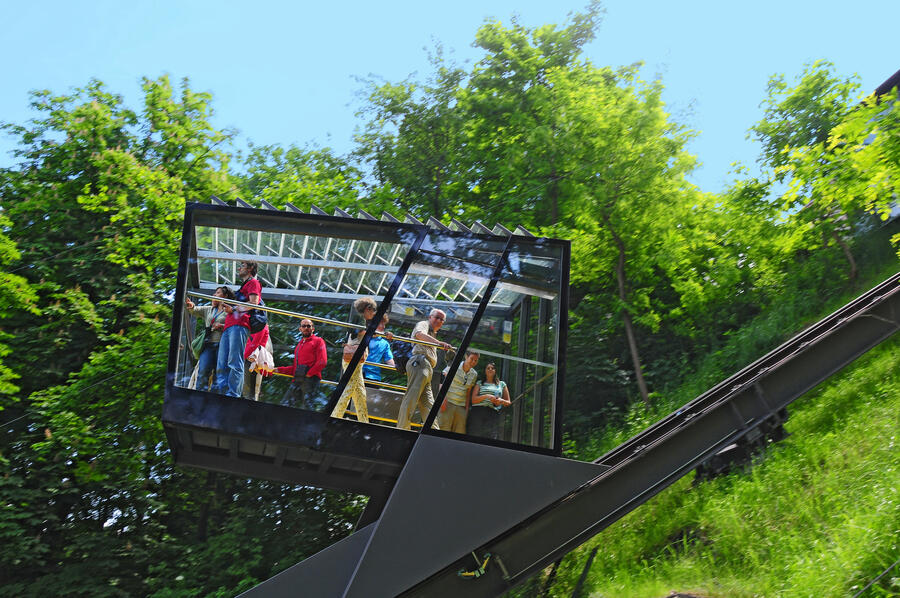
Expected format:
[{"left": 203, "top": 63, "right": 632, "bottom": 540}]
[{"left": 468, "top": 362, "right": 511, "bottom": 440}]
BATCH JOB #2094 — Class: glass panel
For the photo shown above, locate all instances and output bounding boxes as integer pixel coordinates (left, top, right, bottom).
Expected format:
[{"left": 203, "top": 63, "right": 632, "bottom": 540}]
[
  {"left": 173, "top": 208, "right": 569, "bottom": 450},
  {"left": 435, "top": 239, "right": 564, "bottom": 449},
  {"left": 338, "top": 230, "right": 509, "bottom": 431},
  {"left": 174, "top": 216, "right": 418, "bottom": 420}
]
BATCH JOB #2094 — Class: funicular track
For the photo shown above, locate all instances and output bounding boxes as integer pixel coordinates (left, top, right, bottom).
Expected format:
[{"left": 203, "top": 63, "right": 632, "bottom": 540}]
[{"left": 403, "top": 272, "right": 900, "bottom": 597}]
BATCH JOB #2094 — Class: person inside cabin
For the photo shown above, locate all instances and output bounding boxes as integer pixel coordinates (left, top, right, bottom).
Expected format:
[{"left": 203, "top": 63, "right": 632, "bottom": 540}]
[
  {"left": 437, "top": 350, "right": 479, "bottom": 434},
  {"left": 396, "top": 308, "right": 452, "bottom": 430},
  {"left": 274, "top": 318, "right": 328, "bottom": 410},
  {"left": 330, "top": 297, "right": 380, "bottom": 423},
  {"left": 185, "top": 286, "right": 234, "bottom": 391},
  {"left": 212, "top": 260, "right": 262, "bottom": 397},
  {"left": 468, "top": 362, "right": 511, "bottom": 440},
  {"left": 362, "top": 313, "right": 395, "bottom": 381}
]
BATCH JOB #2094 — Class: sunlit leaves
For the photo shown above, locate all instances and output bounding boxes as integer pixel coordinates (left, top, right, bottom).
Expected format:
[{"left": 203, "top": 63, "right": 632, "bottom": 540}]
[{"left": 240, "top": 144, "right": 368, "bottom": 214}]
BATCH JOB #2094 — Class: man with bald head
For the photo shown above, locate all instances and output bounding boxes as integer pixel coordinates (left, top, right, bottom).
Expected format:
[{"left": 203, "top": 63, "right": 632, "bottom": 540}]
[
  {"left": 274, "top": 318, "right": 328, "bottom": 410},
  {"left": 396, "top": 308, "right": 452, "bottom": 430}
]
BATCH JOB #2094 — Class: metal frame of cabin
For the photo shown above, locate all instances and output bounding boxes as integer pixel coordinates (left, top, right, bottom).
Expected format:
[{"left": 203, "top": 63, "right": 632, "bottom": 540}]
[{"left": 163, "top": 200, "right": 570, "bottom": 502}]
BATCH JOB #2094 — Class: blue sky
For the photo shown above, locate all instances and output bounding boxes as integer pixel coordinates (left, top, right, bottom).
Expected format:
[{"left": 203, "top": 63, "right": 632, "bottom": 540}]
[{"left": 2, "top": 1, "right": 898, "bottom": 194}]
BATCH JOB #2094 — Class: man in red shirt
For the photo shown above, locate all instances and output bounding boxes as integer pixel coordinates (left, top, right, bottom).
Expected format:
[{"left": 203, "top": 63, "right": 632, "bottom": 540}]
[{"left": 275, "top": 318, "right": 328, "bottom": 410}]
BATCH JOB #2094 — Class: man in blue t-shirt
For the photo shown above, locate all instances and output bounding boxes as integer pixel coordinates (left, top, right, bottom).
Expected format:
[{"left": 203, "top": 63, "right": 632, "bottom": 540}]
[{"left": 362, "top": 314, "right": 395, "bottom": 381}]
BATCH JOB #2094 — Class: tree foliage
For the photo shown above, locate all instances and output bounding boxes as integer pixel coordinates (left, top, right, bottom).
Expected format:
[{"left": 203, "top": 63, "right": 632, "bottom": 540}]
[
  {"left": 749, "top": 61, "right": 900, "bottom": 281},
  {"left": 782, "top": 83, "right": 900, "bottom": 258},
  {"left": 0, "top": 77, "right": 364, "bottom": 597},
  {"left": 751, "top": 60, "right": 861, "bottom": 178},
  {"left": 239, "top": 143, "right": 370, "bottom": 213},
  {"left": 1, "top": 9, "right": 898, "bottom": 598},
  {"left": 353, "top": 44, "right": 468, "bottom": 219}
]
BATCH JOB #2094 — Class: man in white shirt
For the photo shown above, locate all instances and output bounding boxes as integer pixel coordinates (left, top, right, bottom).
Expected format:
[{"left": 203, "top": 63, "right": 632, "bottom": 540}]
[{"left": 396, "top": 309, "right": 451, "bottom": 430}]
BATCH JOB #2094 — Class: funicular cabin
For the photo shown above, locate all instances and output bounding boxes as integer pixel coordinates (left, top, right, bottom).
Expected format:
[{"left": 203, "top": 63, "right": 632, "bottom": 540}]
[{"left": 163, "top": 199, "right": 570, "bottom": 507}]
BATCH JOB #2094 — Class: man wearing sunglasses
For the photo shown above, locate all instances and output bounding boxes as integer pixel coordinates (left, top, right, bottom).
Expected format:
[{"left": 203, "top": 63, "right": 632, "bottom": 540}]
[
  {"left": 396, "top": 309, "right": 451, "bottom": 430},
  {"left": 274, "top": 319, "right": 327, "bottom": 410}
]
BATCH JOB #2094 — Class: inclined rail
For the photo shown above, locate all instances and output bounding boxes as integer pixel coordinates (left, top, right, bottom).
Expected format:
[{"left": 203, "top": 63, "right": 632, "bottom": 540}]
[{"left": 402, "top": 272, "right": 900, "bottom": 597}]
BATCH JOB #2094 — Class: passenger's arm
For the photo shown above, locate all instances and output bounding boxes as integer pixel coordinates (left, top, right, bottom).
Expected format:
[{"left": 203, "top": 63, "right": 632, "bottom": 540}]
[
  {"left": 470, "top": 385, "right": 487, "bottom": 405},
  {"left": 413, "top": 330, "right": 451, "bottom": 350},
  {"left": 493, "top": 384, "right": 512, "bottom": 407}
]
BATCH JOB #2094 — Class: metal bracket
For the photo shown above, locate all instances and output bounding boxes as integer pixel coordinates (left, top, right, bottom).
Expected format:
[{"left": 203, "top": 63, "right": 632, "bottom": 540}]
[{"left": 457, "top": 552, "right": 492, "bottom": 580}]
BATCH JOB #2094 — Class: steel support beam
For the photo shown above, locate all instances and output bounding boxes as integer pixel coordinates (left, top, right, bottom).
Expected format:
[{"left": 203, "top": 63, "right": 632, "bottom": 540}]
[{"left": 400, "top": 273, "right": 899, "bottom": 597}]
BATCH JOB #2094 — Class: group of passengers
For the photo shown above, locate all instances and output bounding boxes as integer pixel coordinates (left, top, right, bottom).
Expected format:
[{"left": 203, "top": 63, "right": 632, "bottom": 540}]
[
  {"left": 185, "top": 269, "right": 511, "bottom": 437},
  {"left": 392, "top": 306, "right": 511, "bottom": 438},
  {"left": 435, "top": 350, "right": 512, "bottom": 440},
  {"left": 185, "top": 261, "right": 271, "bottom": 399}
]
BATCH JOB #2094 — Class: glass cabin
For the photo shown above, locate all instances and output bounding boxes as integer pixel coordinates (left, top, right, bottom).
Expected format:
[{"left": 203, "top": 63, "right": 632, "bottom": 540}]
[{"left": 163, "top": 199, "right": 570, "bottom": 495}]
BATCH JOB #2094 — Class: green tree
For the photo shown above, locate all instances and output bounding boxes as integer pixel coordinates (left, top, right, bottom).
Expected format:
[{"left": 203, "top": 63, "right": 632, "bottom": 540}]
[
  {"left": 782, "top": 84, "right": 900, "bottom": 259},
  {"left": 353, "top": 45, "right": 468, "bottom": 220},
  {"left": 457, "top": 3, "right": 604, "bottom": 228},
  {"left": 532, "top": 63, "right": 698, "bottom": 405},
  {"left": 0, "top": 76, "right": 233, "bottom": 394},
  {"left": 239, "top": 144, "right": 372, "bottom": 213},
  {"left": 0, "top": 318, "right": 363, "bottom": 597},
  {"left": 750, "top": 61, "right": 867, "bottom": 282},
  {"left": 752, "top": 60, "right": 861, "bottom": 177},
  {"left": 0, "top": 76, "right": 364, "bottom": 596},
  {"left": 0, "top": 216, "right": 39, "bottom": 395}
]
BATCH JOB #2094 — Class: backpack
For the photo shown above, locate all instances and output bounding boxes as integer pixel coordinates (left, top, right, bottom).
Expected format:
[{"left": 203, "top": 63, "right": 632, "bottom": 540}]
[
  {"left": 236, "top": 279, "right": 268, "bottom": 334},
  {"left": 391, "top": 340, "right": 413, "bottom": 376}
]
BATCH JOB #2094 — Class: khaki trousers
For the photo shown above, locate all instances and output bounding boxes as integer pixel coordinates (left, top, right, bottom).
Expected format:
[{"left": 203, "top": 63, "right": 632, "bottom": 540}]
[
  {"left": 397, "top": 355, "right": 439, "bottom": 430},
  {"left": 437, "top": 402, "right": 467, "bottom": 434}
]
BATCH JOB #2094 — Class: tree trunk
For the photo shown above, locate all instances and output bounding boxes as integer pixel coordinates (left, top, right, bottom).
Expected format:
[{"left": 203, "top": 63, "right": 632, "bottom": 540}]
[
  {"left": 830, "top": 229, "right": 858, "bottom": 284},
  {"left": 432, "top": 168, "right": 443, "bottom": 216},
  {"left": 606, "top": 216, "right": 651, "bottom": 405},
  {"left": 197, "top": 471, "right": 217, "bottom": 541}
]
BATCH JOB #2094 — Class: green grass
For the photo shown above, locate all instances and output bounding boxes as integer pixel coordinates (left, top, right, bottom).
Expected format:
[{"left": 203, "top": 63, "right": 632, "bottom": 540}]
[
  {"left": 532, "top": 235, "right": 900, "bottom": 596},
  {"left": 571, "top": 260, "right": 900, "bottom": 462},
  {"left": 564, "top": 337, "right": 900, "bottom": 597}
]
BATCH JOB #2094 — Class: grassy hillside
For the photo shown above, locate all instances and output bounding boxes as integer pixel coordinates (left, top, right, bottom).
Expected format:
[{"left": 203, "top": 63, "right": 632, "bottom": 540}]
[
  {"left": 559, "top": 336, "right": 899, "bottom": 597},
  {"left": 571, "top": 260, "right": 900, "bottom": 462}
]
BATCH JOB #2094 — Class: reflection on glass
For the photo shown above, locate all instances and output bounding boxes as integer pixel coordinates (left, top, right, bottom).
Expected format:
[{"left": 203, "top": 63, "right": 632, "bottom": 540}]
[
  {"left": 174, "top": 211, "right": 568, "bottom": 450},
  {"left": 468, "top": 360, "right": 511, "bottom": 441},
  {"left": 175, "top": 219, "right": 416, "bottom": 416},
  {"left": 430, "top": 240, "right": 564, "bottom": 449}
]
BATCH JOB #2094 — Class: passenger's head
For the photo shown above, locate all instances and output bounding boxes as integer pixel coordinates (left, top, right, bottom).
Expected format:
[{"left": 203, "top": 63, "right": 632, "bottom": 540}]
[
  {"left": 299, "top": 319, "right": 314, "bottom": 337},
  {"left": 484, "top": 362, "right": 498, "bottom": 383},
  {"left": 377, "top": 313, "right": 390, "bottom": 330},
  {"left": 354, "top": 296, "right": 378, "bottom": 321},
  {"left": 212, "top": 286, "right": 235, "bottom": 307},
  {"left": 238, "top": 261, "right": 258, "bottom": 277},
  {"left": 464, "top": 350, "right": 480, "bottom": 369},
  {"left": 428, "top": 309, "right": 446, "bottom": 331}
]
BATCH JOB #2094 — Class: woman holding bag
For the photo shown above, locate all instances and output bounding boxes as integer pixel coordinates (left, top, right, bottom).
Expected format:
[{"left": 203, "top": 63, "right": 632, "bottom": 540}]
[{"left": 331, "top": 297, "right": 379, "bottom": 423}]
